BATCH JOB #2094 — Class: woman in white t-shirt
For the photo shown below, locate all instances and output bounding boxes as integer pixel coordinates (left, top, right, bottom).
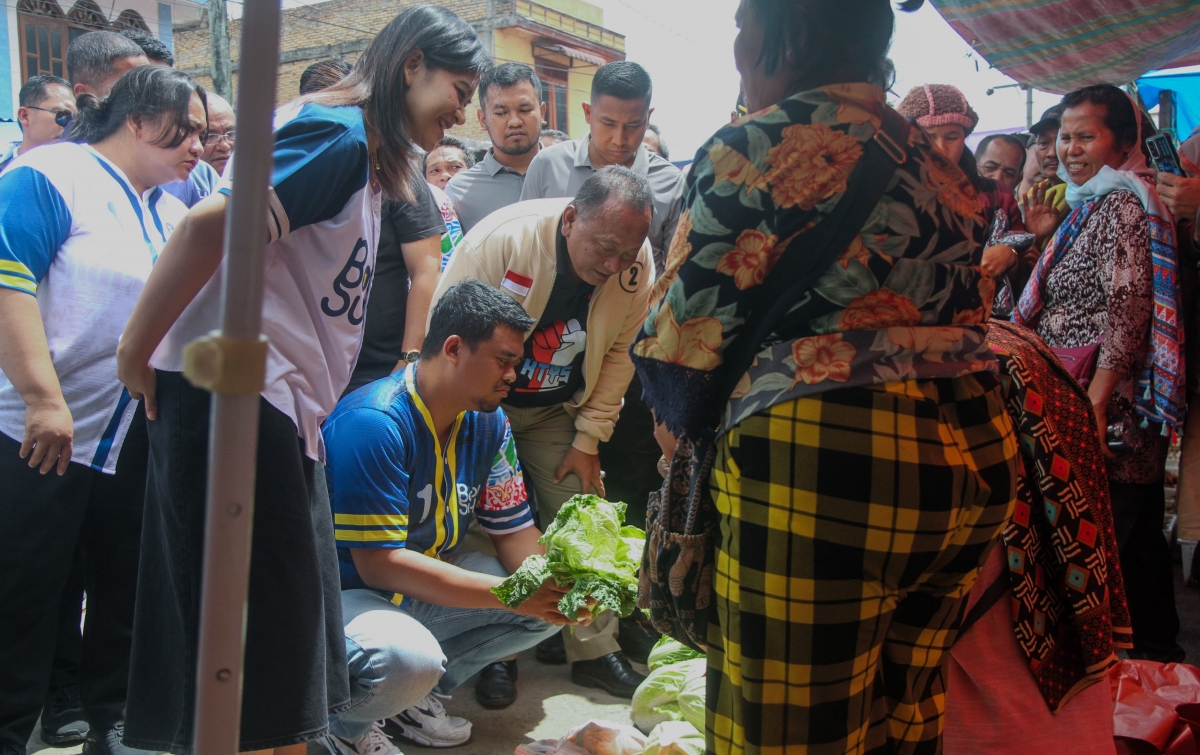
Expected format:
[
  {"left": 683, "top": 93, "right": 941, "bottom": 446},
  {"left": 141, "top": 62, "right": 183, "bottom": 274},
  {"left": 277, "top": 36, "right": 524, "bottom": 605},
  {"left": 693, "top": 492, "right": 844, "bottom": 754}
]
[
  {"left": 115, "top": 7, "right": 489, "bottom": 755},
  {"left": 0, "top": 65, "right": 206, "bottom": 754}
]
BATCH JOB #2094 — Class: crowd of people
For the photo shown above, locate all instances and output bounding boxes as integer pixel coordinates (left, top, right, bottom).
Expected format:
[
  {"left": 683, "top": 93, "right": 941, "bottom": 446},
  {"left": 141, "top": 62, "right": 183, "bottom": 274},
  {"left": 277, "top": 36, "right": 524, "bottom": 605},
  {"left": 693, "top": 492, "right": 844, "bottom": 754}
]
[{"left": 2, "top": 1, "right": 1200, "bottom": 755}]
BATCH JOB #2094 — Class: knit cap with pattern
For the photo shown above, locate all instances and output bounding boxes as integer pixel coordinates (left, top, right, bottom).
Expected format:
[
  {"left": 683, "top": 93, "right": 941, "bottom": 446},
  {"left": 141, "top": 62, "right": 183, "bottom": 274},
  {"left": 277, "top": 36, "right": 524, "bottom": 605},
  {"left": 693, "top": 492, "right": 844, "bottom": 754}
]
[{"left": 896, "top": 84, "right": 979, "bottom": 135}]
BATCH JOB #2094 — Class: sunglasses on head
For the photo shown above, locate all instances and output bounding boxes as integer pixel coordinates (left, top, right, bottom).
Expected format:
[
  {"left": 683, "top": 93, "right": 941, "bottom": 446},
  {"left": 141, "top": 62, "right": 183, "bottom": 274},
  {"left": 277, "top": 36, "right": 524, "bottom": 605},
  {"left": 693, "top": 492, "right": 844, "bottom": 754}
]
[{"left": 28, "top": 106, "right": 73, "bottom": 128}]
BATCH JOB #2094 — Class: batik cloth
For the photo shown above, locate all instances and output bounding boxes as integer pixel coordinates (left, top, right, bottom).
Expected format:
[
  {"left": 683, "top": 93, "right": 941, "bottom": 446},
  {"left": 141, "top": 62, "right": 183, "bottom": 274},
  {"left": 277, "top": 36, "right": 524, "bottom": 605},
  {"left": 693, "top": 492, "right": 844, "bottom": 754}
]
[
  {"left": 988, "top": 320, "right": 1133, "bottom": 712},
  {"left": 706, "top": 374, "right": 1017, "bottom": 755}
]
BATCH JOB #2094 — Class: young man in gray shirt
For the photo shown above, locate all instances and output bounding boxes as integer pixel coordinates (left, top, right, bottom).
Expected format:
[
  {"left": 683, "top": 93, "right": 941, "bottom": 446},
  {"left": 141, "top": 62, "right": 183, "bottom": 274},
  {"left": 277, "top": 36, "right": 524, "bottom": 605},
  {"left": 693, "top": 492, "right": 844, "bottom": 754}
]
[
  {"left": 445, "top": 63, "right": 546, "bottom": 234},
  {"left": 520, "top": 61, "right": 684, "bottom": 277}
]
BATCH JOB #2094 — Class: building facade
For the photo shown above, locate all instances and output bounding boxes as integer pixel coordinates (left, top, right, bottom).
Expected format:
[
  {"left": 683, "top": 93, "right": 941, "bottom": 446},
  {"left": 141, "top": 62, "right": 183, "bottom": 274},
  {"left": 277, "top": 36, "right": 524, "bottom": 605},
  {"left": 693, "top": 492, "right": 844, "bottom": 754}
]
[
  {"left": 172, "top": 0, "right": 625, "bottom": 142},
  {"left": 2, "top": 0, "right": 204, "bottom": 121}
]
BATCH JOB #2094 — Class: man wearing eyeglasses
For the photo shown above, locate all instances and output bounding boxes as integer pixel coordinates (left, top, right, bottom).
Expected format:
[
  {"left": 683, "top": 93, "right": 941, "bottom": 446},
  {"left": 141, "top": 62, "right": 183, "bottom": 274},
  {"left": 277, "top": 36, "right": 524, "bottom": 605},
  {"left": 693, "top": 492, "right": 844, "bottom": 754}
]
[
  {"left": 200, "top": 93, "right": 235, "bottom": 176},
  {"left": 0, "top": 75, "right": 76, "bottom": 173}
]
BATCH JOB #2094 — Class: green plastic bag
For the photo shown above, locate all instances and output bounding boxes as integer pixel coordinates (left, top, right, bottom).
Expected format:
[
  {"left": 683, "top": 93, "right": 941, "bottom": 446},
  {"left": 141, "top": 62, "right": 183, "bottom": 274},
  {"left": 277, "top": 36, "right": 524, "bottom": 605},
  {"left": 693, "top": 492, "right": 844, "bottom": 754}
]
[
  {"left": 643, "top": 721, "right": 704, "bottom": 755},
  {"left": 648, "top": 636, "right": 704, "bottom": 672},
  {"left": 631, "top": 658, "right": 706, "bottom": 733}
]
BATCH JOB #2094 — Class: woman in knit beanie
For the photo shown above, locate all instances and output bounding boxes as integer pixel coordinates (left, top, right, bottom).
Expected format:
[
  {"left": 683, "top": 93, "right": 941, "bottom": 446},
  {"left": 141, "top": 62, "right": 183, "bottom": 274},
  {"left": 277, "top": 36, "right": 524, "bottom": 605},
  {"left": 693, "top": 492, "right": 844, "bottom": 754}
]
[
  {"left": 898, "top": 84, "right": 1040, "bottom": 316},
  {"left": 897, "top": 83, "right": 979, "bottom": 163}
]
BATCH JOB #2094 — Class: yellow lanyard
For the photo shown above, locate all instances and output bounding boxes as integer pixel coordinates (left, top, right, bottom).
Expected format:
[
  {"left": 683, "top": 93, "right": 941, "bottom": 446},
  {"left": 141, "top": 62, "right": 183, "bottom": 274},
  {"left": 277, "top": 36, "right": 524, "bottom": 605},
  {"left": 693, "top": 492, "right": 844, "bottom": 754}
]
[{"left": 404, "top": 364, "right": 464, "bottom": 557}]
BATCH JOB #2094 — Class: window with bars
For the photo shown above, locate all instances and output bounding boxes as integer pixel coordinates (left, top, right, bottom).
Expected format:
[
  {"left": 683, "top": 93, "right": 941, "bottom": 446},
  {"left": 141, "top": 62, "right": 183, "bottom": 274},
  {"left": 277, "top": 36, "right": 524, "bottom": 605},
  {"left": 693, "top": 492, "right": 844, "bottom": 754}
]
[{"left": 536, "top": 60, "right": 569, "bottom": 135}]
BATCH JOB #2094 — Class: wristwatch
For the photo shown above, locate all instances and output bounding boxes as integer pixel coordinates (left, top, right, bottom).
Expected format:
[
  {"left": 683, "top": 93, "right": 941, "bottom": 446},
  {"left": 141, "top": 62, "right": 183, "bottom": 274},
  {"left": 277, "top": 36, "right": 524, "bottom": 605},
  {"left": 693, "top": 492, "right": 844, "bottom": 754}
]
[{"left": 403, "top": 350, "right": 420, "bottom": 364}]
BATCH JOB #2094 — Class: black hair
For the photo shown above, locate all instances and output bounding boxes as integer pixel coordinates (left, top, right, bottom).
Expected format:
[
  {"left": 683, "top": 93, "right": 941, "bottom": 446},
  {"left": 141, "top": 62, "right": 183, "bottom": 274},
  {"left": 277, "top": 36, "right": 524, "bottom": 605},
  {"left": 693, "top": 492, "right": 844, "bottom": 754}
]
[
  {"left": 541, "top": 129, "right": 569, "bottom": 144},
  {"left": 430, "top": 135, "right": 476, "bottom": 167},
  {"left": 19, "top": 74, "right": 71, "bottom": 107},
  {"left": 572, "top": 165, "right": 653, "bottom": 221},
  {"left": 975, "top": 133, "right": 1027, "bottom": 172},
  {"left": 479, "top": 62, "right": 541, "bottom": 109},
  {"left": 645, "top": 123, "right": 669, "bottom": 160},
  {"left": 302, "top": 5, "right": 489, "bottom": 202},
  {"left": 591, "top": 61, "right": 652, "bottom": 105},
  {"left": 119, "top": 29, "right": 174, "bottom": 66},
  {"left": 421, "top": 279, "right": 535, "bottom": 359},
  {"left": 1060, "top": 84, "right": 1142, "bottom": 154},
  {"left": 743, "top": 0, "right": 925, "bottom": 90},
  {"left": 66, "top": 31, "right": 146, "bottom": 89},
  {"left": 299, "top": 58, "right": 353, "bottom": 95},
  {"left": 69, "top": 65, "right": 206, "bottom": 148}
]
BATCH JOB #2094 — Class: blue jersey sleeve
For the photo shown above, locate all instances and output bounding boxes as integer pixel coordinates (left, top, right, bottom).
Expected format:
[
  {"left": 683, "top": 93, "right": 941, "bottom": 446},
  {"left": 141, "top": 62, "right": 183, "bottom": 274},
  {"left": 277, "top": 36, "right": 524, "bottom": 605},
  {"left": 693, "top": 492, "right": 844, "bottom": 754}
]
[
  {"left": 0, "top": 166, "right": 70, "bottom": 295},
  {"left": 261, "top": 104, "right": 369, "bottom": 237},
  {"left": 476, "top": 413, "right": 534, "bottom": 535},
  {"left": 326, "top": 407, "right": 412, "bottom": 549}
]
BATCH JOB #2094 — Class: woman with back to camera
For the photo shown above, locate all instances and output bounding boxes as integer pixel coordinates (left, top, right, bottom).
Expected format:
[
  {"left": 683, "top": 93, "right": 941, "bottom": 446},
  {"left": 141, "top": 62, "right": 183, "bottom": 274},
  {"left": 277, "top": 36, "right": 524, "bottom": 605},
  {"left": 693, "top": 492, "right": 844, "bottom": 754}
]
[
  {"left": 633, "top": 0, "right": 1018, "bottom": 752},
  {"left": 1015, "top": 84, "right": 1187, "bottom": 665},
  {"left": 0, "top": 65, "right": 205, "bottom": 755},
  {"left": 115, "top": 6, "right": 489, "bottom": 754}
]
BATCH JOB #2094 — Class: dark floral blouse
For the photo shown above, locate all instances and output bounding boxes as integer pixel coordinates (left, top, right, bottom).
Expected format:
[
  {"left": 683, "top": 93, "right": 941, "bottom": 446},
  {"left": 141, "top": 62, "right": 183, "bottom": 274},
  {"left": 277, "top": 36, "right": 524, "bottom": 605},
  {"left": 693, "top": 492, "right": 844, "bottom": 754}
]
[{"left": 630, "top": 84, "right": 997, "bottom": 439}]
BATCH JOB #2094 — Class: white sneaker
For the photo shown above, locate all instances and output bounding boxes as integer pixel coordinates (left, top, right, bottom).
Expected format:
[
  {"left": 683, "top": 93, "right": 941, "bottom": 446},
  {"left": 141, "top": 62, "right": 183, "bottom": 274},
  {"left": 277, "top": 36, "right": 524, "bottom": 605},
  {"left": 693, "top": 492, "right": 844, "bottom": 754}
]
[
  {"left": 387, "top": 693, "right": 472, "bottom": 748},
  {"left": 317, "top": 722, "right": 403, "bottom": 755}
]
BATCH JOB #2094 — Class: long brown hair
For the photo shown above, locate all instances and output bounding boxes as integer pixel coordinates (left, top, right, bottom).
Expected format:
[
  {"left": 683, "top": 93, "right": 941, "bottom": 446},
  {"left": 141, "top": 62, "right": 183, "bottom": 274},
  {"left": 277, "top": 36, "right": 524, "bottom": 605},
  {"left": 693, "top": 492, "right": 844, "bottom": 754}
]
[{"left": 302, "top": 5, "right": 488, "bottom": 200}]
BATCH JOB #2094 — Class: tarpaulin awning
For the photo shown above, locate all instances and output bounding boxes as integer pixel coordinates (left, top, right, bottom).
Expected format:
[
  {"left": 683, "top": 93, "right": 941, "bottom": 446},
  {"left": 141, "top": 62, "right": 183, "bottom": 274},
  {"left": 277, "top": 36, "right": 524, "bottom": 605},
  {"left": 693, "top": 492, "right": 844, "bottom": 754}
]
[
  {"left": 1138, "top": 71, "right": 1200, "bottom": 144},
  {"left": 929, "top": 0, "right": 1200, "bottom": 94},
  {"left": 532, "top": 43, "right": 606, "bottom": 67}
]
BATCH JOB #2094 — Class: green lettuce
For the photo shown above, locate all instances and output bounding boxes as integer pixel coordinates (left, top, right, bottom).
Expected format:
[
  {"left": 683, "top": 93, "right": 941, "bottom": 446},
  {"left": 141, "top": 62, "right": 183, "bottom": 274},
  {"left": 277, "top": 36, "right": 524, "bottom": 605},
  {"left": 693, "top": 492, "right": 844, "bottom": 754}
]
[
  {"left": 492, "top": 495, "right": 645, "bottom": 619},
  {"left": 643, "top": 721, "right": 704, "bottom": 755},
  {"left": 648, "top": 636, "right": 704, "bottom": 671}
]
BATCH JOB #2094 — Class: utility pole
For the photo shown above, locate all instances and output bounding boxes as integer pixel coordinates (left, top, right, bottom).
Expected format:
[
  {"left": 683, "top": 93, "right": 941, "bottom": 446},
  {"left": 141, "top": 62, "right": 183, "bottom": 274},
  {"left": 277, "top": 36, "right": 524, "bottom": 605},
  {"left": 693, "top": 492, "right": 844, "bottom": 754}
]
[{"left": 209, "top": 0, "right": 232, "bottom": 100}]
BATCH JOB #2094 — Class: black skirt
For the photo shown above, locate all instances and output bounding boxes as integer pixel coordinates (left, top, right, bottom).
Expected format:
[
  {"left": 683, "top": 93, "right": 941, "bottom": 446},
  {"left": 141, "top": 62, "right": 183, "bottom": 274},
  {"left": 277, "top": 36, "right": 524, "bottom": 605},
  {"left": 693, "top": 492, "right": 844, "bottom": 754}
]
[{"left": 124, "top": 371, "right": 349, "bottom": 753}]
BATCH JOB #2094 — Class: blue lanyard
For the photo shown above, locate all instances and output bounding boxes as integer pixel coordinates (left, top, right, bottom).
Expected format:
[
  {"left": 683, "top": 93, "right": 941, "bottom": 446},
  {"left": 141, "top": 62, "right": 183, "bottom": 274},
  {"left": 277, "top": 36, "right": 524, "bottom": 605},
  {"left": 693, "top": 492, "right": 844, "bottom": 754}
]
[{"left": 88, "top": 151, "right": 167, "bottom": 263}]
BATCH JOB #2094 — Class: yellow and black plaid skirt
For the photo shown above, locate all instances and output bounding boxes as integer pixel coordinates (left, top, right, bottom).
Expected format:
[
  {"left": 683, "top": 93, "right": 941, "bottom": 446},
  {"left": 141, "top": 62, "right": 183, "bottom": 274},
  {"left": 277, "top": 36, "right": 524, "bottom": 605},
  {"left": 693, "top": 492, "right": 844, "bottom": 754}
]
[{"left": 707, "top": 374, "right": 1018, "bottom": 755}]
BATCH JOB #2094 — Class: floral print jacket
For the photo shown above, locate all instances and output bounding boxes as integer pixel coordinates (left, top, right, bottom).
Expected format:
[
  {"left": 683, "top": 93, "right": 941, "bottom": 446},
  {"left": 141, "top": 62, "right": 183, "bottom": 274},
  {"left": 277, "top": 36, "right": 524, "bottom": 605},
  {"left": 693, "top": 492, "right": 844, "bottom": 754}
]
[{"left": 630, "top": 84, "right": 998, "bottom": 440}]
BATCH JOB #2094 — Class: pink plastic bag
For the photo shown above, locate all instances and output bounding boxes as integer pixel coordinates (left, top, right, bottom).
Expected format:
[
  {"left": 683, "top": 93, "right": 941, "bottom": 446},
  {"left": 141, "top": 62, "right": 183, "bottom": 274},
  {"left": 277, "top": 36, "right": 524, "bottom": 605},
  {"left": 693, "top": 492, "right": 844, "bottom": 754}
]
[
  {"left": 1111, "top": 661, "right": 1200, "bottom": 754},
  {"left": 514, "top": 720, "right": 648, "bottom": 755}
]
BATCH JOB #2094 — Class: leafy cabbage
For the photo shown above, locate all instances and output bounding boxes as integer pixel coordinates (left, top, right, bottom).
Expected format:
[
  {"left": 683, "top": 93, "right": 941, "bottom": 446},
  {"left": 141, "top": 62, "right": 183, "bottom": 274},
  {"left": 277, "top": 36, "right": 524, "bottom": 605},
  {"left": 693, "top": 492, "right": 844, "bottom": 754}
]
[
  {"left": 643, "top": 721, "right": 704, "bottom": 755},
  {"left": 676, "top": 670, "right": 706, "bottom": 732},
  {"left": 631, "top": 658, "right": 706, "bottom": 733},
  {"left": 492, "top": 495, "right": 645, "bottom": 620},
  {"left": 648, "top": 636, "right": 704, "bottom": 671}
]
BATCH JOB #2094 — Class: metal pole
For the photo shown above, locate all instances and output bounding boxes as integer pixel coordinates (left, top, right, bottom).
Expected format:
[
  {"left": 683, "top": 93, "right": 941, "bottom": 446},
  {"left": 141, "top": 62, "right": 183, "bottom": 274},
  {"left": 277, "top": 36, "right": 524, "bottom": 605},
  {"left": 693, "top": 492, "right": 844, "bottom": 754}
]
[
  {"left": 1026, "top": 85, "right": 1034, "bottom": 130},
  {"left": 208, "top": 0, "right": 233, "bottom": 100},
  {"left": 190, "top": 0, "right": 281, "bottom": 751}
]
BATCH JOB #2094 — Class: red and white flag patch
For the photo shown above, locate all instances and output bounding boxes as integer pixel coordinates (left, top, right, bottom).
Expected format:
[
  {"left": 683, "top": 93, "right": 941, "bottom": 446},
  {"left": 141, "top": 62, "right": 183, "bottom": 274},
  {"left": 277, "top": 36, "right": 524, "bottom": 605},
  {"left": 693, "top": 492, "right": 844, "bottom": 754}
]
[{"left": 502, "top": 270, "right": 532, "bottom": 297}]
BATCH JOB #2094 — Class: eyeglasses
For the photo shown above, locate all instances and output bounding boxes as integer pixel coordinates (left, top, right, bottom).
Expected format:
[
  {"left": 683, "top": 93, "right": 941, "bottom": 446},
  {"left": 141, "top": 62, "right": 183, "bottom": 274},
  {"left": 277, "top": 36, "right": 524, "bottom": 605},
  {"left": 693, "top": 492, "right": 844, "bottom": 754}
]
[
  {"left": 203, "top": 131, "right": 235, "bottom": 146},
  {"left": 27, "top": 106, "right": 73, "bottom": 128}
]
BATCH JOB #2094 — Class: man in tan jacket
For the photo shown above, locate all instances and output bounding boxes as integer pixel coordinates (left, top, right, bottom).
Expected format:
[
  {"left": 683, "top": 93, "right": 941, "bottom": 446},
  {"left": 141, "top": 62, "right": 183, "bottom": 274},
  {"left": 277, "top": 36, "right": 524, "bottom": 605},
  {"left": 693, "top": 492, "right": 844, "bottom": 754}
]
[{"left": 432, "top": 167, "right": 654, "bottom": 699}]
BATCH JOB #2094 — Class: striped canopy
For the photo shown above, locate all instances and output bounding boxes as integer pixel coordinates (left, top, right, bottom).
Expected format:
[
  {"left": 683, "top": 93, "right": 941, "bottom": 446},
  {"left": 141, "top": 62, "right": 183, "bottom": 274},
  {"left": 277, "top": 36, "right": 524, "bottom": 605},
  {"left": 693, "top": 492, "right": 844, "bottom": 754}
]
[{"left": 928, "top": 0, "right": 1200, "bottom": 94}]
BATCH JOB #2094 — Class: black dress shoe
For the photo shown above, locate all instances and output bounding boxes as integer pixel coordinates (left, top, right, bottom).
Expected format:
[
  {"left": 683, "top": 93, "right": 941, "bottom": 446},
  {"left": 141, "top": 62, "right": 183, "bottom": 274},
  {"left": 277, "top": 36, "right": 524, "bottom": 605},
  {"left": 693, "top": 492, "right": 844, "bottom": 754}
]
[
  {"left": 474, "top": 660, "right": 518, "bottom": 709},
  {"left": 617, "top": 613, "right": 660, "bottom": 665},
  {"left": 536, "top": 631, "right": 567, "bottom": 665},
  {"left": 40, "top": 684, "right": 88, "bottom": 745},
  {"left": 571, "top": 652, "right": 647, "bottom": 698}
]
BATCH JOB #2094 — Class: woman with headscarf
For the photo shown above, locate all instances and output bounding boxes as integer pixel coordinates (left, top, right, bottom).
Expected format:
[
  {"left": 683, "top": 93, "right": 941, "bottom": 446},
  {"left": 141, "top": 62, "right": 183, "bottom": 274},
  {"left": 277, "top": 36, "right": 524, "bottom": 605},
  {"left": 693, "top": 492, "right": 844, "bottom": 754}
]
[
  {"left": 896, "top": 84, "right": 1041, "bottom": 315},
  {"left": 632, "top": 1, "right": 1018, "bottom": 752},
  {"left": 1016, "top": 83, "right": 1186, "bottom": 664}
]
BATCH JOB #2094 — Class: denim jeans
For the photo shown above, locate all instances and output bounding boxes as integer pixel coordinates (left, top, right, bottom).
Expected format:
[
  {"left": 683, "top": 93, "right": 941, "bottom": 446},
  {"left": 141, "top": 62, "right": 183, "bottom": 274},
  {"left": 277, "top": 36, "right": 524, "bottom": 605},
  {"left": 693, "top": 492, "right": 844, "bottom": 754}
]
[{"left": 330, "top": 551, "right": 559, "bottom": 739}]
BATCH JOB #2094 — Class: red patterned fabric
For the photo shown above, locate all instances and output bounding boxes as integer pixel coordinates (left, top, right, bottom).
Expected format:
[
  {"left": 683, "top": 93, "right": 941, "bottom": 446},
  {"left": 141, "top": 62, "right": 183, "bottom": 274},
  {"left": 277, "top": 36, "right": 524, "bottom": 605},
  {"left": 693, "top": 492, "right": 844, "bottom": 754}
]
[{"left": 988, "top": 320, "right": 1133, "bottom": 712}]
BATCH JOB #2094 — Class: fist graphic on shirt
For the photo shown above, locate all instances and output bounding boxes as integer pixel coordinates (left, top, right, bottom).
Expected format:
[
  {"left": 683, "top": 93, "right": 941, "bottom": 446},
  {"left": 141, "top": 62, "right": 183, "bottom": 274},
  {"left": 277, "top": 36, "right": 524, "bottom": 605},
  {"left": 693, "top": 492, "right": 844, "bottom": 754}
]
[{"left": 530, "top": 318, "right": 586, "bottom": 366}]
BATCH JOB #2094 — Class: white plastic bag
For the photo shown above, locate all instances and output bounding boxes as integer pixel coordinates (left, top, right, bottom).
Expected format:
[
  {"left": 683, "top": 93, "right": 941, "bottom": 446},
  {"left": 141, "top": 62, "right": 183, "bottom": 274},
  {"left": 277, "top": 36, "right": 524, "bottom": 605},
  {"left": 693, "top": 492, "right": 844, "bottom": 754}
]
[{"left": 514, "top": 719, "right": 647, "bottom": 755}]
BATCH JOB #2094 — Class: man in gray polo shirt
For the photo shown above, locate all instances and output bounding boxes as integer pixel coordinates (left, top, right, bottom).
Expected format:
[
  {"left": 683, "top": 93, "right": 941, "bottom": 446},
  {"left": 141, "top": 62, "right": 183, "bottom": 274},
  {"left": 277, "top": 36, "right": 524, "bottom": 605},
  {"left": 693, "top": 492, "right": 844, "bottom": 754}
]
[
  {"left": 445, "top": 63, "right": 545, "bottom": 234},
  {"left": 520, "top": 61, "right": 684, "bottom": 277}
]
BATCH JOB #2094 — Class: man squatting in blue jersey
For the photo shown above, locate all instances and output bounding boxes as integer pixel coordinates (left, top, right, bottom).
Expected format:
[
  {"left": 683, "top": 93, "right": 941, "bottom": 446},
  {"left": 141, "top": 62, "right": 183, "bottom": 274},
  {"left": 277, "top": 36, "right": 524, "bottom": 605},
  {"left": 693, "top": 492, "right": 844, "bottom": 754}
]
[{"left": 320, "top": 280, "right": 590, "bottom": 750}]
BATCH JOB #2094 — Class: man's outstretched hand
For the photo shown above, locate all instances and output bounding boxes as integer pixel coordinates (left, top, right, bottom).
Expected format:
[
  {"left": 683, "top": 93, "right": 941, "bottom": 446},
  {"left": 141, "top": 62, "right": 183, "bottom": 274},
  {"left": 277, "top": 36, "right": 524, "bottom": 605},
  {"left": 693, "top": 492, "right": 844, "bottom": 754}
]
[{"left": 511, "top": 578, "right": 594, "bottom": 626}]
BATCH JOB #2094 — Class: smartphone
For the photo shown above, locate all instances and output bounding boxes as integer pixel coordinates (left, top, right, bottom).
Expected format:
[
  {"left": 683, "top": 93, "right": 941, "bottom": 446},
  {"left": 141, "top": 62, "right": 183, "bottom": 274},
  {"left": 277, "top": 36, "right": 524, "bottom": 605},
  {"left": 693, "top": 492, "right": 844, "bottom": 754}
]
[{"left": 1147, "top": 133, "right": 1183, "bottom": 176}]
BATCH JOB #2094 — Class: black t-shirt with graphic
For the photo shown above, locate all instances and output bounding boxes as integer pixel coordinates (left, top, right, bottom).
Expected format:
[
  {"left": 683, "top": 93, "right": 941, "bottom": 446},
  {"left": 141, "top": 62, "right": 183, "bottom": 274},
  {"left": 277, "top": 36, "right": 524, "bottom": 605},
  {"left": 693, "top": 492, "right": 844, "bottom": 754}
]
[{"left": 505, "top": 226, "right": 595, "bottom": 408}]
